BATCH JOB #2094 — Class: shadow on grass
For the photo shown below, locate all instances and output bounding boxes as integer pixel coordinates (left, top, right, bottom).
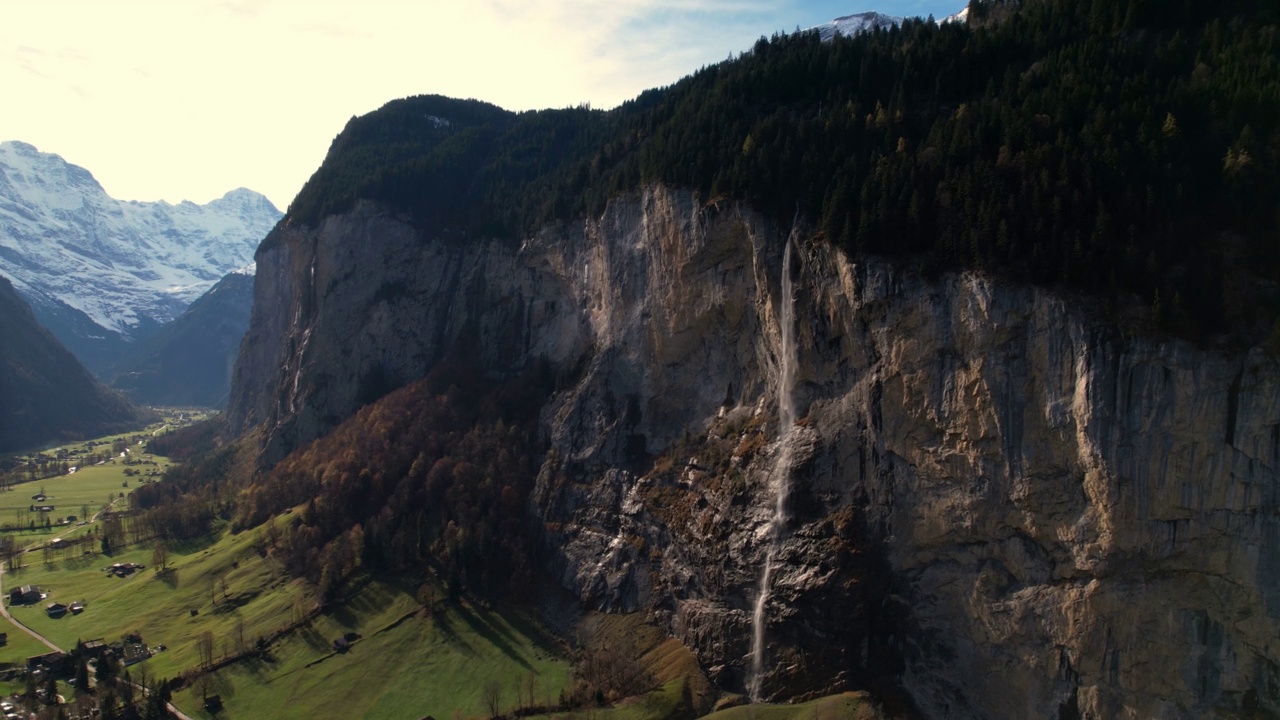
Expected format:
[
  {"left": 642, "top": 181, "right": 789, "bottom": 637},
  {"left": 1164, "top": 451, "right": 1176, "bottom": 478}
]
[
  {"left": 496, "top": 601, "right": 564, "bottom": 656},
  {"left": 453, "top": 603, "right": 533, "bottom": 671},
  {"left": 157, "top": 569, "right": 180, "bottom": 588},
  {"left": 167, "top": 536, "right": 220, "bottom": 557},
  {"left": 327, "top": 575, "right": 406, "bottom": 630},
  {"left": 213, "top": 589, "right": 260, "bottom": 614},
  {"left": 434, "top": 611, "right": 475, "bottom": 655},
  {"left": 329, "top": 604, "right": 357, "bottom": 629},
  {"left": 297, "top": 622, "right": 330, "bottom": 654},
  {"left": 45, "top": 554, "right": 99, "bottom": 572}
]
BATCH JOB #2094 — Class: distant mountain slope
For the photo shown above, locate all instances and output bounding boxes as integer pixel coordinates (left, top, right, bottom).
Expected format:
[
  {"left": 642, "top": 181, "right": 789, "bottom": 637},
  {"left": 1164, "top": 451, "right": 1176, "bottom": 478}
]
[
  {"left": 808, "top": 6, "right": 967, "bottom": 40},
  {"left": 0, "top": 141, "right": 281, "bottom": 373},
  {"left": 0, "top": 275, "right": 150, "bottom": 453},
  {"left": 107, "top": 269, "right": 254, "bottom": 408},
  {"left": 810, "top": 11, "right": 904, "bottom": 40}
]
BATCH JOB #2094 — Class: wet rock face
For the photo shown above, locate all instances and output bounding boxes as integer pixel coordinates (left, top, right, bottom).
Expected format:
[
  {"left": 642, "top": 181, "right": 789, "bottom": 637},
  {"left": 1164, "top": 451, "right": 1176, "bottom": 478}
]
[{"left": 231, "top": 187, "right": 1280, "bottom": 719}]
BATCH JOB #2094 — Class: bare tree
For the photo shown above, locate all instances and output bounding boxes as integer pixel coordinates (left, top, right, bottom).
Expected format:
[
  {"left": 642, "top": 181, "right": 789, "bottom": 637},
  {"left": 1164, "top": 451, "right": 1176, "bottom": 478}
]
[
  {"left": 196, "top": 630, "right": 215, "bottom": 668},
  {"left": 481, "top": 679, "right": 503, "bottom": 719},
  {"left": 523, "top": 671, "right": 538, "bottom": 713},
  {"left": 134, "top": 662, "right": 151, "bottom": 698},
  {"left": 151, "top": 542, "right": 169, "bottom": 573},
  {"left": 195, "top": 673, "right": 213, "bottom": 701},
  {"left": 2, "top": 535, "right": 21, "bottom": 570},
  {"left": 575, "top": 630, "right": 654, "bottom": 704}
]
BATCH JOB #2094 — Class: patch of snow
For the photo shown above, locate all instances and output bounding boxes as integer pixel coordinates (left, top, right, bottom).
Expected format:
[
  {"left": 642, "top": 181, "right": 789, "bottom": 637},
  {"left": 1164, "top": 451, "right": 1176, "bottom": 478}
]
[
  {"left": 811, "top": 11, "right": 904, "bottom": 40},
  {"left": 809, "top": 6, "right": 968, "bottom": 39}
]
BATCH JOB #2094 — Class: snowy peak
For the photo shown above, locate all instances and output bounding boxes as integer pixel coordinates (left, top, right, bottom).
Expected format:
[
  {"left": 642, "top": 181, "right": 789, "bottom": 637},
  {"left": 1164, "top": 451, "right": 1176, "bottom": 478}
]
[
  {"left": 0, "top": 141, "right": 107, "bottom": 210},
  {"left": 810, "top": 6, "right": 968, "bottom": 40},
  {"left": 0, "top": 141, "right": 281, "bottom": 371},
  {"left": 813, "top": 11, "right": 904, "bottom": 40}
]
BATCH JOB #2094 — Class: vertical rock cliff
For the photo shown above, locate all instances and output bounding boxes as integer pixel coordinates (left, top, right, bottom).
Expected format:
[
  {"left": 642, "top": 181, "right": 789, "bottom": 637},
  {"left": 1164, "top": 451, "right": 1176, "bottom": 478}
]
[{"left": 230, "top": 186, "right": 1280, "bottom": 719}]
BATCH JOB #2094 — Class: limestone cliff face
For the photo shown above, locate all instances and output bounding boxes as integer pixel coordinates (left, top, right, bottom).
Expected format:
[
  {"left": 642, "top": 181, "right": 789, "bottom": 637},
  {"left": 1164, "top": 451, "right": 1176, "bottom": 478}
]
[{"left": 230, "top": 186, "right": 1280, "bottom": 719}]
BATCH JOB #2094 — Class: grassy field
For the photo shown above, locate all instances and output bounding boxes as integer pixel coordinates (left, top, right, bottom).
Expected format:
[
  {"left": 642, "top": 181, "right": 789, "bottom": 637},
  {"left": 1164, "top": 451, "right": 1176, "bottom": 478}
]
[
  {"left": 0, "top": 614, "right": 55, "bottom": 666},
  {"left": 0, "top": 420, "right": 882, "bottom": 720},
  {"left": 6, "top": 524, "right": 304, "bottom": 679},
  {"left": 3, "top": 519, "right": 572, "bottom": 720},
  {"left": 699, "top": 692, "right": 883, "bottom": 720},
  {"left": 0, "top": 411, "right": 208, "bottom": 550},
  {"left": 171, "top": 583, "right": 572, "bottom": 720}
]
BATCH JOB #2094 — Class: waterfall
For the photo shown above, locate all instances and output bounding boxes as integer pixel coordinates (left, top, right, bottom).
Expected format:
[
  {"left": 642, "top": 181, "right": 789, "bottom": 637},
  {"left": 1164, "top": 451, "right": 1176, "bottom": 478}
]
[{"left": 748, "top": 239, "right": 798, "bottom": 701}]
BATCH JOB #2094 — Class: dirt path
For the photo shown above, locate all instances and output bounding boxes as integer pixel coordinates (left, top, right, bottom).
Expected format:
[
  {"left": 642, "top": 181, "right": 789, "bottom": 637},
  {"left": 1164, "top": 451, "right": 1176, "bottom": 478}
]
[
  {"left": 0, "top": 552, "right": 194, "bottom": 720},
  {"left": 0, "top": 563, "right": 61, "bottom": 653}
]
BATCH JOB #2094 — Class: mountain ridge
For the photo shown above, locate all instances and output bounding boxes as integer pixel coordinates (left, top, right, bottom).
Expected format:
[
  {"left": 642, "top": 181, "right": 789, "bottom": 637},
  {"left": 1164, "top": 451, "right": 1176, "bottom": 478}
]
[
  {"left": 0, "top": 274, "right": 150, "bottom": 453},
  {"left": 0, "top": 140, "right": 281, "bottom": 373},
  {"left": 215, "top": 2, "right": 1280, "bottom": 717},
  {"left": 107, "top": 271, "right": 254, "bottom": 408}
]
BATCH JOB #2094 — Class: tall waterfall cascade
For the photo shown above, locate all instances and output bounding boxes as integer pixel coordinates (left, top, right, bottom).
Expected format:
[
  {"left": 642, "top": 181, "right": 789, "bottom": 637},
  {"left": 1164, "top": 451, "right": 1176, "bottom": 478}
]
[{"left": 748, "top": 240, "right": 799, "bottom": 701}]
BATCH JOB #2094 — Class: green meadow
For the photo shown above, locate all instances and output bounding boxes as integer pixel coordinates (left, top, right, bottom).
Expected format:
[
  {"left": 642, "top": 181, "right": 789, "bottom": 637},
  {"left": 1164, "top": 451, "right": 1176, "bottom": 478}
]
[
  {"left": 5, "top": 521, "right": 572, "bottom": 720},
  {"left": 0, "top": 411, "right": 206, "bottom": 550},
  {"left": 0, "top": 420, "right": 865, "bottom": 720},
  {"left": 700, "top": 693, "right": 882, "bottom": 720}
]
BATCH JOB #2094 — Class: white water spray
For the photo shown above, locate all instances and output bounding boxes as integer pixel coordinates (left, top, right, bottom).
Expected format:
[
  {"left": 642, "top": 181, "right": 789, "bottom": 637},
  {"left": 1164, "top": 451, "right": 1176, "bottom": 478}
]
[{"left": 748, "top": 239, "right": 798, "bottom": 701}]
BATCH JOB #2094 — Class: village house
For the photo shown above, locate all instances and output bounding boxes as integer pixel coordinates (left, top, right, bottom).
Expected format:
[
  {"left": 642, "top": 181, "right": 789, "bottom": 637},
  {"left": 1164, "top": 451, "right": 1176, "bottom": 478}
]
[
  {"left": 122, "top": 643, "right": 151, "bottom": 665},
  {"left": 27, "top": 651, "right": 71, "bottom": 675},
  {"left": 107, "top": 562, "right": 142, "bottom": 577},
  {"left": 10, "top": 585, "right": 40, "bottom": 605},
  {"left": 80, "top": 639, "right": 108, "bottom": 659},
  {"left": 46, "top": 602, "right": 67, "bottom": 617}
]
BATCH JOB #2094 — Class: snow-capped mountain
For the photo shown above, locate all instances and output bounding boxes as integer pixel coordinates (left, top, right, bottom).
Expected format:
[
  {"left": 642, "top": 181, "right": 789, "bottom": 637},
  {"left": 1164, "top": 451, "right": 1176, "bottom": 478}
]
[
  {"left": 812, "top": 11, "right": 905, "bottom": 40},
  {"left": 811, "top": 6, "right": 968, "bottom": 39},
  {"left": 0, "top": 141, "right": 281, "bottom": 372}
]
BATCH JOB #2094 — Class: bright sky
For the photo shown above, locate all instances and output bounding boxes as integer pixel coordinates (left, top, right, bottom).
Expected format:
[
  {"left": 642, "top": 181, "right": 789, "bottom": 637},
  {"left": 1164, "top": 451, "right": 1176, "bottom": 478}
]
[{"left": 3, "top": 0, "right": 962, "bottom": 211}]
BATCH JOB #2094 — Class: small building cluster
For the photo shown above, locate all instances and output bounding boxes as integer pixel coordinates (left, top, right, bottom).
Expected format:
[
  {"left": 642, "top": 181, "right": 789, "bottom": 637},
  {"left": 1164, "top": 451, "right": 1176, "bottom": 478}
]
[
  {"left": 26, "top": 650, "right": 72, "bottom": 676},
  {"left": 24, "top": 633, "right": 155, "bottom": 680},
  {"left": 105, "top": 562, "right": 143, "bottom": 577}
]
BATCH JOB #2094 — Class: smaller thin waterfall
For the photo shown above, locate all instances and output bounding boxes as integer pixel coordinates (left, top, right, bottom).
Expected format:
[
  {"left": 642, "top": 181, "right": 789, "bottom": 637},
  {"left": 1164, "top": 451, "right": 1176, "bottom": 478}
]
[{"left": 748, "top": 239, "right": 798, "bottom": 701}]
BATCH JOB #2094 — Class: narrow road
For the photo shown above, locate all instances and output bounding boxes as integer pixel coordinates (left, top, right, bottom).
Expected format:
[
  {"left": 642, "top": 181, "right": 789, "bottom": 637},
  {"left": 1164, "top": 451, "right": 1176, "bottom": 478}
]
[
  {"left": 0, "top": 551, "right": 195, "bottom": 720},
  {"left": 0, "top": 562, "right": 61, "bottom": 653}
]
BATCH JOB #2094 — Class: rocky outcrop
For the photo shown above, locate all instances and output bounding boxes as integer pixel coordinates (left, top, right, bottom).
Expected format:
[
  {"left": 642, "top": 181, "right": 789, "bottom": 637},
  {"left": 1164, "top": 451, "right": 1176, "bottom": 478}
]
[{"left": 230, "top": 186, "right": 1280, "bottom": 719}]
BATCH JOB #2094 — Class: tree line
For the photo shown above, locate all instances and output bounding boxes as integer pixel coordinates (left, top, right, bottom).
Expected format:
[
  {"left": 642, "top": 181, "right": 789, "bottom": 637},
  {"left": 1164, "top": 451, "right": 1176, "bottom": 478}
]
[{"left": 284, "top": 0, "right": 1278, "bottom": 344}]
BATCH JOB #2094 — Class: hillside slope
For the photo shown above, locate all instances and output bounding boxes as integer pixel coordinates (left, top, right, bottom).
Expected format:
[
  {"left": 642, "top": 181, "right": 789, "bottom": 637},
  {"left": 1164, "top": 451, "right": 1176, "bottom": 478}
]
[
  {"left": 107, "top": 270, "right": 254, "bottom": 408},
  {"left": 0, "top": 275, "right": 150, "bottom": 452},
  {"left": 222, "top": 2, "right": 1279, "bottom": 718}
]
